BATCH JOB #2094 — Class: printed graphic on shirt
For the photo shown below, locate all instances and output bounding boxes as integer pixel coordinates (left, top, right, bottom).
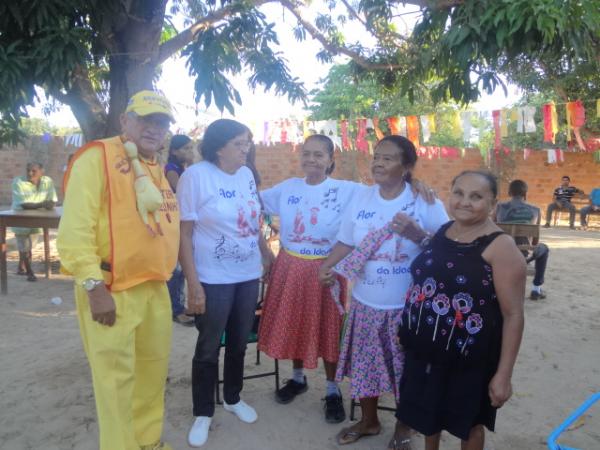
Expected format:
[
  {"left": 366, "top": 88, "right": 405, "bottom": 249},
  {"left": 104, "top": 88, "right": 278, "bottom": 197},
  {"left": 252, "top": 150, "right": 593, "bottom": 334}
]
[
  {"left": 365, "top": 199, "right": 416, "bottom": 265},
  {"left": 114, "top": 155, "right": 132, "bottom": 174},
  {"left": 285, "top": 186, "right": 345, "bottom": 249},
  {"left": 321, "top": 187, "right": 341, "bottom": 213},
  {"left": 214, "top": 234, "right": 258, "bottom": 262},
  {"left": 338, "top": 184, "right": 448, "bottom": 309},
  {"left": 159, "top": 189, "right": 178, "bottom": 223}
]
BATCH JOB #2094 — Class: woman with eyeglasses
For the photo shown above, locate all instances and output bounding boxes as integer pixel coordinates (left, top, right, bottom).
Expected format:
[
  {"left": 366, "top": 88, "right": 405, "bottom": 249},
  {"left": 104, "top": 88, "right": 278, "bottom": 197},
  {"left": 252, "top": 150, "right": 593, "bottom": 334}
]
[{"left": 177, "top": 119, "right": 275, "bottom": 448}]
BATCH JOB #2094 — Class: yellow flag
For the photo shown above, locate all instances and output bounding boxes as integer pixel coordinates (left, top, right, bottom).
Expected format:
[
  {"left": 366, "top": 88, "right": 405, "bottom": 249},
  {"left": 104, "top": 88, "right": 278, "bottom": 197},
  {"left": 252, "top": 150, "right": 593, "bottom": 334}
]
[{"left": 428, "top": 114, "right": 436, "bottom": 133}]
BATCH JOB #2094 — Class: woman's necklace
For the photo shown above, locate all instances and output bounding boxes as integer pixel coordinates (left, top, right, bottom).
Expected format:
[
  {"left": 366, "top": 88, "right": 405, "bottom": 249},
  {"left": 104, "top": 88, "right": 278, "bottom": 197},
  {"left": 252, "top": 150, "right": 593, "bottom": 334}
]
[{"left": 449, "top": 220, "right": 490, "bottom": 242}]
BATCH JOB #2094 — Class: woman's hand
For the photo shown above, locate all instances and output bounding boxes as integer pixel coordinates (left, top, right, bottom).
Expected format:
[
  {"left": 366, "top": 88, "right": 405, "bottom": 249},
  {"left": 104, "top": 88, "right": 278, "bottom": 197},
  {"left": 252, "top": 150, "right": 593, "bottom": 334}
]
[
  {"left": 392, "top": 212, "right": 427, "bottom": 244},
  {"left": 318, "top": 263, "right": 335, "bottom": 286},
  {"left": 488, "top": 372, "right": 513, "bottom": 408},
  {"left": 186, "top": 280, "right": 206, "bottom": 315},
  {"left": 411, "top": 179, "right": 437, "bottom": 204}
]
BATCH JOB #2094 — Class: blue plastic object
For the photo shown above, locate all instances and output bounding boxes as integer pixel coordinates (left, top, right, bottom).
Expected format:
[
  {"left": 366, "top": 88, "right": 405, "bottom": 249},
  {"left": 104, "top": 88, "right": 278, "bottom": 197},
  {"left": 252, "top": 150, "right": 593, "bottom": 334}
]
[{"left": 547, "top": 392, "right": 600, "bottom": 450}]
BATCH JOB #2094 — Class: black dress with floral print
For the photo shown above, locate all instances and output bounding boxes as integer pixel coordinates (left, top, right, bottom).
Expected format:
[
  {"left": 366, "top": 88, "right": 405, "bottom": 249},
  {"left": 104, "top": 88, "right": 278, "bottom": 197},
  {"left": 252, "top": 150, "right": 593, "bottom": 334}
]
[
  {"left": 399, "top": 221, "right": 503, "bottom": 366},
  {"left": 396, "top": 222, "right": 506, "bottom": 440}
]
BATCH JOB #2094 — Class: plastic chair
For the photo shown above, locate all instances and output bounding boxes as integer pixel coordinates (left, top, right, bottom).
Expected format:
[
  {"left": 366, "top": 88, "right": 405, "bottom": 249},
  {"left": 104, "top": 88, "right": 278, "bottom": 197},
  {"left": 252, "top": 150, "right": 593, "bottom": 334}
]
[{"left": 547, "top": 392, "right": 600, "bottom": 450}]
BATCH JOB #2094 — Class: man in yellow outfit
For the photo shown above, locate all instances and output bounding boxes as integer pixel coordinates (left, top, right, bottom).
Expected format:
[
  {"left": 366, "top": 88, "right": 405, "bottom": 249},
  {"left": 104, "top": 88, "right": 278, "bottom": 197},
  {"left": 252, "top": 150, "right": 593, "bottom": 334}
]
[{"left": 57, "top": 91, "right": 180, "bottom": 450}]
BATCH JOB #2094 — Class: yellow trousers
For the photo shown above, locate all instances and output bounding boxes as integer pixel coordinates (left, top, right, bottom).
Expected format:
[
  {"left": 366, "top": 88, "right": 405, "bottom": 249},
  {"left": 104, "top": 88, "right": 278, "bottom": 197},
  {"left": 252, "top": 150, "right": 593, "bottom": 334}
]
[{"left": 75, "top": 280, "right": 172, "bottom": 450}]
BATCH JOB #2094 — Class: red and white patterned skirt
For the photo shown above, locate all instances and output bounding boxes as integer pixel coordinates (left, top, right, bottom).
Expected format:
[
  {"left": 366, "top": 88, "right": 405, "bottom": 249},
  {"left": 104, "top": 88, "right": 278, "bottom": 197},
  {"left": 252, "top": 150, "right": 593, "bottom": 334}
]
[{"left": 257, "top": 249, "right": 347, "bottom": 369}]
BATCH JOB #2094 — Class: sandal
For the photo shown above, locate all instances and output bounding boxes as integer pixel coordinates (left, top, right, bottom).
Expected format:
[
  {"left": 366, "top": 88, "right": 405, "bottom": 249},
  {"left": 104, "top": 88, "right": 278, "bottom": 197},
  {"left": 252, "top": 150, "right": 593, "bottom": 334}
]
[
  {"left": 387, "top": 421, "right": 413, "bottom": 450},
  {"left": 387, "top": 436, "right": 412, "bottom": 450},
  {"left": 335, "top": 423, "right": 381, "bottom": 445},
  {"left": 173, "top": 314, "right": 195, "bottom": 327}
]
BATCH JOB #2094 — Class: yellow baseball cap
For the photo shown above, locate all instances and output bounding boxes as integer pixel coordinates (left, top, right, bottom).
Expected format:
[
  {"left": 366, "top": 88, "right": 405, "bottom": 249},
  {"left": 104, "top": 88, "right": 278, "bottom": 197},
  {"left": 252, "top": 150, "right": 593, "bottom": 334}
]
[{"left": 125, "top": 90, "right": 175, "bottom": 122}]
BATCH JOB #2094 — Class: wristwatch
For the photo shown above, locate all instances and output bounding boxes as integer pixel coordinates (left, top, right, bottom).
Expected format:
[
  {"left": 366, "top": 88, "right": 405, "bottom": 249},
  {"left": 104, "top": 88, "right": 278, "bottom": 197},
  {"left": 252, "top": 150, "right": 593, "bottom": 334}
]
[
  {"left": 82, "top": 278, "right": 104, "bottom": 291},
  {"left": 419, "top": 233, "right": 432, "bottom": 249}
]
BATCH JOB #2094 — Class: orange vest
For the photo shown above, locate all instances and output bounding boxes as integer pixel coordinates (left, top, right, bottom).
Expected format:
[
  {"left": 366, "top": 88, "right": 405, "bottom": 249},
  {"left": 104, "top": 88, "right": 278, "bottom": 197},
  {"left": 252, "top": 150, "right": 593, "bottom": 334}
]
[{"left": 64, "top": 136, "right": 180, "bottom": 291}]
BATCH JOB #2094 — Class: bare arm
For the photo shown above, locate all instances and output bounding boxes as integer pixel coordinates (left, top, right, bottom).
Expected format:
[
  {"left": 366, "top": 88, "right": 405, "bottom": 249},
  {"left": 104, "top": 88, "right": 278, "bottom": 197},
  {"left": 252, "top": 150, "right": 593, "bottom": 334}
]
[
  {"left": 317, "top": 242, "right": 354, "bottom": 285},
  {"left": 165, "top": 170, "right": 180, "bottom": 193},
  {"left": 179, "top": 220, "right": 206, "bottom": 314},
  {"left": 258, "top": 233, "right": 276, "bottom": 277},
  {"left": 483, "top": 234, "right": 526, "bottom": 408},
  {"left": 20, "top": 200, "right": 55, "bottom": 209}
]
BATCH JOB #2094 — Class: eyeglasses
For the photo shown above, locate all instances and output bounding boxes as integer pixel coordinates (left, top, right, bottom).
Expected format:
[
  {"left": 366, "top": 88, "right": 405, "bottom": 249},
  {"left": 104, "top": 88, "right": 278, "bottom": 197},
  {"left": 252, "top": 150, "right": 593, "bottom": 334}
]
[
  {"left": 134, "top": 114, "right": 171, "bottom": 130},
  {"left": 230, "top": 140, "right": 252, "bottom": 149}
]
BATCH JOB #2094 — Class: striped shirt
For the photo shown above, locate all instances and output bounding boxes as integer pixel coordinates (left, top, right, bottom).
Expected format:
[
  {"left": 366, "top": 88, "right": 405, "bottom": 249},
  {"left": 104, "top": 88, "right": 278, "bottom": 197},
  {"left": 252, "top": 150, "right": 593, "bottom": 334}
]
[{"left": 553, "top": 186, "right": 580, "bottom": 203}]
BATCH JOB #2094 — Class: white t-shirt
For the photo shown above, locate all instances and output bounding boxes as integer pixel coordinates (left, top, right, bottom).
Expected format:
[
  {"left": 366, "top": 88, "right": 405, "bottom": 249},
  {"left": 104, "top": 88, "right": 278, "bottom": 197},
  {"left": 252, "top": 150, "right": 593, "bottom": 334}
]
[
  {"left": 177, "top": 161, "right": 262, "bottom": 284},
  {"left": 261, "top": 177, "right": 364, "bottom": 258},
  {"left": 337, "top": 183, "right": 449, "bottom": 309}
]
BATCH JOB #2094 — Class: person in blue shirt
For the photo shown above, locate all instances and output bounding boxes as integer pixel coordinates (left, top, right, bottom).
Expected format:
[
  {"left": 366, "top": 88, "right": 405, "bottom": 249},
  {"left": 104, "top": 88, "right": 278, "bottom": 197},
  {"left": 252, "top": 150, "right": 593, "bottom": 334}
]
[{"left": 580, "top": 188, "right": 600, "bottom": 230}]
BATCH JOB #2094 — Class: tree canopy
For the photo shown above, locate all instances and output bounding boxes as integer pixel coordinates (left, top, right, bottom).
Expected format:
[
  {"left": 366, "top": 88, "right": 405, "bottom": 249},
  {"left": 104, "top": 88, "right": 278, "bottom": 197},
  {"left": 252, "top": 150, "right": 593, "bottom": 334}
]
[{"left": 1, "top": 0, "right": 598, "bottom": 144}]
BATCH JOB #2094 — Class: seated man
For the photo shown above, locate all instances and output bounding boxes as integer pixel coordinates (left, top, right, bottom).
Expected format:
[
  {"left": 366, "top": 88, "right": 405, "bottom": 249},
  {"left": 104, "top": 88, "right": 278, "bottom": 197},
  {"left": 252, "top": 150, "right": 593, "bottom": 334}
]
[
  {"left": 544, "top": 175, "right": 584, "bottom": 229},
  {"left": 495, "top": 179, "right": 549, "bottom": 300},
  {"left": 580, "top": 187, "right": 600, "bottom": 230},
  {"left": 11, "top": 162, "right": 58, "bottom": 281}
]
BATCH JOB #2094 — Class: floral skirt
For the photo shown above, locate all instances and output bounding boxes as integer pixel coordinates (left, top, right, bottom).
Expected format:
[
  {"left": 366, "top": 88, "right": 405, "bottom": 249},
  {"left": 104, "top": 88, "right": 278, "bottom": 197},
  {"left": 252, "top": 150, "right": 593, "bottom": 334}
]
[
  {"left": 336, "top": 298, "right": 404, "bottom": 401},
  {"left": 257, "top": 250, "right": 347, "bottom": 369}
]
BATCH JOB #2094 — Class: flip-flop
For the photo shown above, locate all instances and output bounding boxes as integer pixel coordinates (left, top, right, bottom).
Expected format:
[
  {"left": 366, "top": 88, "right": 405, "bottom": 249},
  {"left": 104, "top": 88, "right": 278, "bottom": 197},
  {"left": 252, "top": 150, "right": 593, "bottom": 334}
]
[
  {"left": 387, "top": 436, "right": 412, "bottom": 450},
  {"left": 336, "top": 425, "right": 381, "bottom": 445}
]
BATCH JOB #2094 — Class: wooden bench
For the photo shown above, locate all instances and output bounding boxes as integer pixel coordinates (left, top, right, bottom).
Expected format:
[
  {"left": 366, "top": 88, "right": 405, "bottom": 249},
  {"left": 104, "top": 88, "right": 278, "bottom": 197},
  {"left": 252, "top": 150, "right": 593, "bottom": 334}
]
[
  {"left": 551, "top": 197, "right": 599, "bottom": 227},
  {"left": 496, "top": 223, "right": 539, "bottom": 276},
  {"left": 496, "top": 223, "right": 539, "bottom": 252}
]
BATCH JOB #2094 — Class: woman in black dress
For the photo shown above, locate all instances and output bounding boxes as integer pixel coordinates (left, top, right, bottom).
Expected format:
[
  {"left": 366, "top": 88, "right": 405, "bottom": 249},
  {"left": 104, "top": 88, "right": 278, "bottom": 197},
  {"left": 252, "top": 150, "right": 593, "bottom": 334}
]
[{"left": 395, "top": 170, "right": 526, "bottom": 450}]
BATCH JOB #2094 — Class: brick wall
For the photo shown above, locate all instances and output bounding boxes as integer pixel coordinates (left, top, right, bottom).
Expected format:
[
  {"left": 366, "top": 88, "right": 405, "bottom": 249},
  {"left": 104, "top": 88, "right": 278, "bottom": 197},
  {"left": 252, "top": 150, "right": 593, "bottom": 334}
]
[
  {"left": 2, "top": 138, "right": 599, "bottom": 219},
  {"left": 0, "top": 136, "right": 74, "bottom": 206}
]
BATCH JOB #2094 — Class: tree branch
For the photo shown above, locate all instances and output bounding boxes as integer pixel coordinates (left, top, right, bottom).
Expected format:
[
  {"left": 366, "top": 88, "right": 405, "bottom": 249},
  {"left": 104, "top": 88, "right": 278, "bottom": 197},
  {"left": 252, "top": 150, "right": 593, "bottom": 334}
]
[
  {"left": 401, "top": 0, "right": 464, "bottom": 8},
  {"left": 48, "top": 65, "right": 108, "bottom": 140},
  {"left": 279, "top": 0, "right": 403, "bottom": 70},
  {"left": 341, "top": 0, "right": 409, "bottom": 48},
  {"left": 340, "top": 0, "right": 368, "bottom": 28},
  {"left": 157, "top": 0, "right": 273, "bottom": 64}
]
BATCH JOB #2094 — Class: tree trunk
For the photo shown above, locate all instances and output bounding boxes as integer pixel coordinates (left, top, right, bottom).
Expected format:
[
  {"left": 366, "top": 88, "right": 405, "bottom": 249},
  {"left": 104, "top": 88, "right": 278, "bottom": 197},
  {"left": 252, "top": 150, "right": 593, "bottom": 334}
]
[{"left": 60, "top": 0, "right": 167, "bottom": 140}]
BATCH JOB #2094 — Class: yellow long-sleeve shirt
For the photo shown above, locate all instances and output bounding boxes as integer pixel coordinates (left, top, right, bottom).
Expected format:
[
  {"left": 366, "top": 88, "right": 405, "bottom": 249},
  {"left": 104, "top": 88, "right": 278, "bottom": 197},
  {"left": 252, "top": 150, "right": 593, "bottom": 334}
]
[{"left": 57, "top": 145, "right": 110, "bottom": 285}]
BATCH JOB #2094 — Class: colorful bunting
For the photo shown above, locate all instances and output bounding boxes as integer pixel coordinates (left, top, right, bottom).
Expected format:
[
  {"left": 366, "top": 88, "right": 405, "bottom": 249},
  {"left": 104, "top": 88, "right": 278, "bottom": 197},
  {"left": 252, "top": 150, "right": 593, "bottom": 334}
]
[{"left": 406, "top": 116, "right": 420, "bottom": 148}]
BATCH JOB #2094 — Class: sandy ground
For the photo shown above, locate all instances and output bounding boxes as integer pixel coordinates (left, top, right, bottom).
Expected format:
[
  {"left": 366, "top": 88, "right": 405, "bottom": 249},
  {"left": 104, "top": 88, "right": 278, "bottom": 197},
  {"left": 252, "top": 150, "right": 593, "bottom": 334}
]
[{"left": 0, "top": 227, "right": 599, "bottom": 450}]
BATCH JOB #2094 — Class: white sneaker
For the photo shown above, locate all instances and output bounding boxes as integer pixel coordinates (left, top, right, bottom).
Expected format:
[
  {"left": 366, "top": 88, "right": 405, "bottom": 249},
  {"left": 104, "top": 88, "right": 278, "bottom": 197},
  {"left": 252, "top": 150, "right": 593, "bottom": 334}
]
[
  {"left": 223, "top": 399, "right": 258, "bottom": 423},
  {"left": 188, "top": 416, "right": 212, "bottom": 447}
]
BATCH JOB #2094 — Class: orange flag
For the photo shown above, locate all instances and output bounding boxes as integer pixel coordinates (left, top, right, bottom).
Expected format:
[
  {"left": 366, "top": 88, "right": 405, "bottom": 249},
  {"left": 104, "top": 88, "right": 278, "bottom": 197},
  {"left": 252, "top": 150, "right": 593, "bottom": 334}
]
[{"left": 406, "top": 116, "right": 420, "bottom": 148}]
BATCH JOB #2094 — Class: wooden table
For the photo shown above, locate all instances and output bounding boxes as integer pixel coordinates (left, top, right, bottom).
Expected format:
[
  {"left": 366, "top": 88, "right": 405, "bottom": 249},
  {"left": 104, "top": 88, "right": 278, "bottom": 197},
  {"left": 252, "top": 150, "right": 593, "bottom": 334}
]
[{"left": 0, "top": 208, "right": 62, "bottom": 295}]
